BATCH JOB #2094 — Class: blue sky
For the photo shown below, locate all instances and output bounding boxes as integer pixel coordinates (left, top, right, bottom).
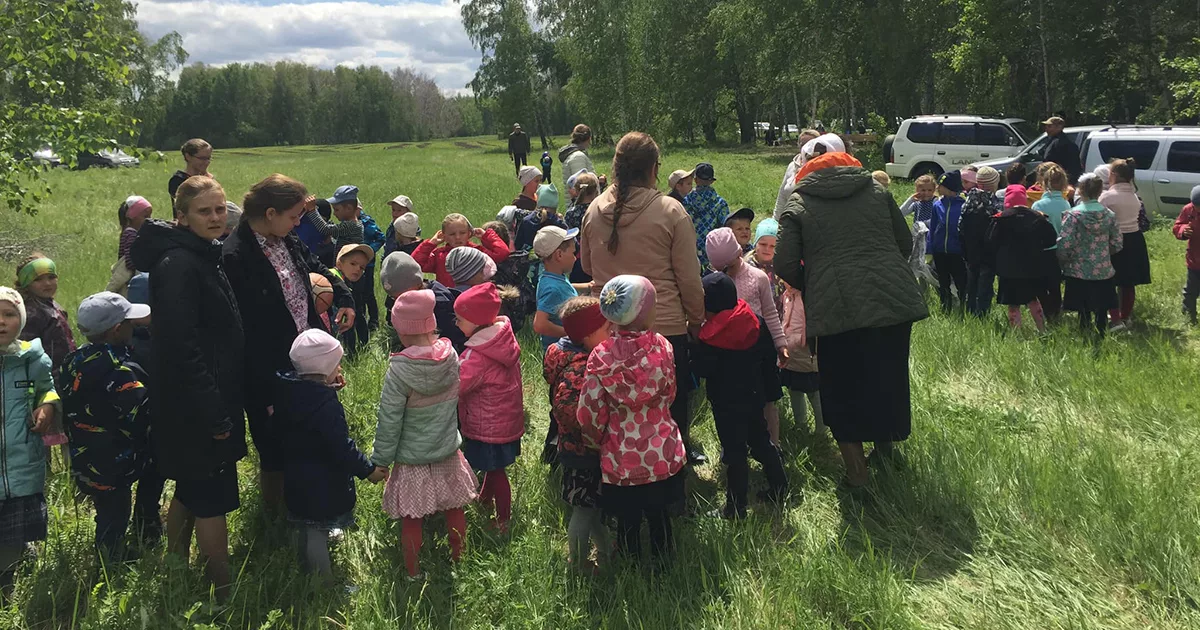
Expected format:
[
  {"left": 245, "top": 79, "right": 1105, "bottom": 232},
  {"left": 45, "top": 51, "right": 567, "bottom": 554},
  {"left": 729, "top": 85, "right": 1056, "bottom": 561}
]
[{"left": 136, "top": 0, "right": 480, "bottom": 94}]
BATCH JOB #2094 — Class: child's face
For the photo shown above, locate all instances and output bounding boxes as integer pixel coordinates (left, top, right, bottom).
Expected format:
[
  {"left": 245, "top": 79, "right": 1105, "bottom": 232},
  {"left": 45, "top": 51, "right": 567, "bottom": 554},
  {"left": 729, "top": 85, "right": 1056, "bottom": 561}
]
[
  {"left": 456, "top": 317, "right": 483, "bottom": 338},
  {"left": 754, "top": 235, "right": 777, "bottom": 263},
  {"left": 962, "top": 180, "right": 977, "bottom": 192},
  {"left": 113, "top": 320, "right": 135, "bottom": 346},
  {"left": 938, "top": 185, "right": 957, "bottom": 198},
  {"left": 391, "top": 205, "right": 408, "bottom": 220},
  {"left": 729, "top": 219, "right": 752, "bottom": 246},
  {"left": 0, "top": 301, "right": 19, "bottom": 346},
  {"left": 675, "top": 177, "right": 694, "bottom": 197},
  {"left": 914, "top": 183, "right": 936, "bottom": 201},
  {"left": 444, "top": 220, "right": 471, "bottom": 248},
  {"left": 26, "top": 274, "right": 58, "bottom": 300},
  {"left": 337, "top": 252, "right": 368, "bottom": 283},
  {"left": 546, "top": 240, "right": 577, "bottom": 273}
]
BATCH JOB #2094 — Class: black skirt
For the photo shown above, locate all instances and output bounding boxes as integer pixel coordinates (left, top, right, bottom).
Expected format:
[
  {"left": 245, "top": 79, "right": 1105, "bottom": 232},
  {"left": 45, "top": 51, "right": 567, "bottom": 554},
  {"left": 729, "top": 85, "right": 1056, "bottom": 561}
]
[
  {"left": 1063, "top": 277, "right": 1118, "bottom": 312},
  {"left": 780, "top": 369, "right": 820, "bottom": 393},
  {"left": 561, "top": 466, "right": 602, "bottom": 509},
  {"left": 1111, "top": 231, "right": 1151, "bottom": 287},
  {"left": 602, "top": 473, "right": 685, "bottom": 512},
  {"left": 0, "top": 493, "right": 48, "bottom": 546},
  {"left": 996, "top": 276, "right": 1043, "bottom": 306},
  {"left": 817, "top": 322, "right": 913, "bottom": 443}
]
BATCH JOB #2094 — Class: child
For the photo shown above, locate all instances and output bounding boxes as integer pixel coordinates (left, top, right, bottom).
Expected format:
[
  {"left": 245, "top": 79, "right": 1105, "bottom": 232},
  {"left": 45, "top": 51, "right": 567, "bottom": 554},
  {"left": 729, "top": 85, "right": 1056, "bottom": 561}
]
[
  {"left": 577, "top": 275, "right": 685, "bottom": 560},
  {"left": 724, "top": 207, "right": 756, "bottom": 252},
  {"left": 391, "top": 213, "right": 422, "bottom": 256},
  {"left": 961, "top": 167, "right": 978, "bottom": 193},
  {"left": 378, "top": 252, "right": 464, "bottom": 352},
  {"left": 1026, "top": 163, "right": 1052, "bottom": 205},
  {"left": 332, "top": 243, "right": 375, "bottom": 353},
  {"left": 743, "top": 218, "right": 785, "bottom": 318},
  {"left": 533, "top": 226, "right": 583, "bottom": 350},
  {"left": 516, "top": 183, "right": 565, "bottom": 252},
  {"left": 1004, "top": 163, "right": 1029, "bottom": 196},
  {"left": 412, "top": 213, "right": 510, "bottom": 288},
  {"left": 357, "top": 202, "right": 387, "bottom": 332},
  {"left": 987, "top": 186, "right": 1058, "bottom": 333},
  {"left": 1058, "top": 173, "right": 1123, "bottom": 339},
  {"left": 108, "top": 195, "right": 153, "bottom": 294},
  {"left": 959, "top": 166, "right": 1003, "bottom": 318},
  {"left": 455, "top": 284, "right": 524, "bottom": 533},
  {"left": 928, "top": 171, "right": 967, "bottom": 315},
  {"left": 780, "top": 284, "right": 824, "bottom": 437},
  {"left": 275, "top": 329, "right": 386, "bottom": 575},
  {"left": 1100, "top": 158, "right": 1151, "bottom": 331},
  {"left": 60, "top": 292, "right": 162, "bottom": 561},
  {"left": 544, "top": 297, "right": 612, "bottom": 571},
  {"left": 692, "top": 273, "right": 788, "bottom": 519},
  {"left": 1173, "top": 185, "right": 1200, "bottom": 325},
  {"left": 871, "top": 170, "right": 891, "bottom": 188},
  {"left": 900, "top": 174, "right": 937, "bottom": 223},
  {"left": 706, "top": 228, "right": 787, "bottom": 443},
  {"left": 514, "top": 166, "right": 543, "bottom": 212},
  {"left": 0, "top": 287, "right": 59, "bottom": 594},
  {"left": 667, "top": 168, "right": 694, "bottom": 205},
  {"left": 565, "top": 173, "right": 600, "bottom": 232},
  {"left": 373, "top": 290, "right": 477, "bottom": 578},
  {"left": 446, "top": 246, "right": 496, "bottom": 290},
  {"left": 384, "top": 195, "right": 419, "bottom": 258},
  {"left": 305, "top": 185, "right": 364, "bottom": 250},
  {"left": 15, "top": 255, "right": 76, "bottom": 377},
  {"left": 683, "top": 162, "right": 730, "bottom": 274},
  {"left": 481, "top": 220, "right": 536, "bottom": 328},
  {"left": 1031, "top": 164, "right": 1071, "bottom": 319}
]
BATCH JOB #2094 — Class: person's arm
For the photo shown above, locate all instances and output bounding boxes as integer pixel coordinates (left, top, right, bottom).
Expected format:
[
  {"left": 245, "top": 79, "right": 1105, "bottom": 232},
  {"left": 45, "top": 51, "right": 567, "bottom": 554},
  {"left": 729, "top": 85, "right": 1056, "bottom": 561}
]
[
  {"left": 477, "top": 228, "right": 511, "bottom": 262},
  {"left": 888, "top": 194, "right": 913, "bottom": 259},
  {"left": 671, "top": 213, "right": 706, "bottom": 327},
  {"left": 1108, "top": 214, "right": 1125, "bottom": 255},
  {"left": 575, "top": 368, "right": 610, "bottom": 452},
  {"left": 371, "top": 365, "right": 408, "bottom": 467},
  {"left": 411, "top": 237, "right": 440, "bottom": 272},
  {"left": 533, "top": 310, "right": 565, "bottom": 339},
  {"left": 1035, "top": 217, "right": 1058, "bottom": 249},
  {"left": 899, "top": 195, "right": 917, "bottom": 217},
  {"left": 304, "top": 208, "right": 336, "bottom": 237},
  {"left": 1056, "top": 212, "right": 1076, "bottom": 262},
  {"left": 1174, "top": 206, "right": 1194, "bottom": 240},
  {"left": 690, "top": 339, "right": 716, "bottom": 380},
  {"left": 316, "top": 397, "right": 376, "bottom": 479},
  {"left": 458, "top": 352, "right": 487, "bottom": 397},
  {"left": 775, "top": 200, "right": 806, "bottom": 290},
  {"left": 757, "top": 275, "right": 786, "bottom": 349},
  {"left": 579, "top": 210, "right": 593, "bottom": 276},
  {"left": 28, "top": 345, "right": 61, "bottom": 433}
]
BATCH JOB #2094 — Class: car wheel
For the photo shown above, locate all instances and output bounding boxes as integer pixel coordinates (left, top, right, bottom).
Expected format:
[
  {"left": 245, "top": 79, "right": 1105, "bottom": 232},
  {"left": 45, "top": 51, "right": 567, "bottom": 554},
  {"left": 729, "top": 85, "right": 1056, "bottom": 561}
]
[
  {"left": 909, "top": 162, "right": 943, "bottom": 179},
  {"left": 883, "top": 135, "right": 896, "bottom": 163}
]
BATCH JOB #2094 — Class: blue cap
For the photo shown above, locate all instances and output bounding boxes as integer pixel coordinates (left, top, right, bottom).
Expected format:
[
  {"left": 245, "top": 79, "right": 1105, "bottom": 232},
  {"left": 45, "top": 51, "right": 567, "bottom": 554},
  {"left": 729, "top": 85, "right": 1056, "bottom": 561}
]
[
  {"left": 77, "top": 291, "right": 150, "bottom": 336},
  {"left": 328, "top": 185, "right": 359, "bottom": 205},
  {"left": 695, "top": 162, "right": 716, "bottom": 181}
]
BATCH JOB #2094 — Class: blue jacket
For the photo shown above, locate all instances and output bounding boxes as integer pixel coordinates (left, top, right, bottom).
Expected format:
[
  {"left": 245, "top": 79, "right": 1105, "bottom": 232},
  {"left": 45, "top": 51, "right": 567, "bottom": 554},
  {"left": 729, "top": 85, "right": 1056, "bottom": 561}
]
[
  {"left": 1, "top": 339, "right": 59, "bottom": 499},
  {"left": 515, "top": 210, "right": 566, "bottom": 254},
  {"left": 274, "top": 372, "right": 374, "bottom": 522},
  {"left": 928, "top": 195, "right": 965, "bottom": 254},
  {"left": 360, "top": 212, "right": 386, "bottom": 270}
]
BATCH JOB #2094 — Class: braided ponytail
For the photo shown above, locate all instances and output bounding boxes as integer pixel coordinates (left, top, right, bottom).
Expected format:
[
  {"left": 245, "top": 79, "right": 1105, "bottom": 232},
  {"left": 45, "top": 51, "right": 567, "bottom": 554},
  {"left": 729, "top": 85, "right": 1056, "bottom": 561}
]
[{"left": 607, "top": 132, "right": 660, "bottom": 255}]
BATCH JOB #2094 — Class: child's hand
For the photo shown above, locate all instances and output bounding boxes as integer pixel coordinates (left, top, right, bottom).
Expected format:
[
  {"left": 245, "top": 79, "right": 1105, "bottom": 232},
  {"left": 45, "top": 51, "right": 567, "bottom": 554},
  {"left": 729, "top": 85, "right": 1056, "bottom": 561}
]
[
  {"left": 331, "top": 373, "right": 347, "bottom": 390},
  {"left": 1184, "top": 225, "right": 1193, "bottom": 239},
  {"left": 599, "top": 174, "right": 608, "bottom": 187},
  {"left": 777, "top": 347, "right": 790, "bottom": 368},
  {"left": 30, "top": 403, "right": 55, "bottom": 434},
  {"left": 335, "top": 308, "right": 356, "bottom": 333},
  {"left": 304, "top": 195, "right": 318, "bottom": 212},
  {"left": 432, "top": 230, "right": 445, "bottom": 245},
  {"left": 472, "top": 227, "right": 485, "bottom": 239},
  {"left": 368, "top": 466, "right": 388, "bottom": 484}
]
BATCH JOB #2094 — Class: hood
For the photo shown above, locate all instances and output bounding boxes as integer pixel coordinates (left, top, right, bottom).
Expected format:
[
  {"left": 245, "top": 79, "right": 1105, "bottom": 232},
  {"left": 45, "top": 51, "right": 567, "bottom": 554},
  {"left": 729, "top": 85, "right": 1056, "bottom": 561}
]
[
  {"left": 593, "top": 186, "right": 661, "bottom": 227},
  {"left": 6, "top": 338, "right": 45, "bottom": 360},
  {"left": 130, "top": 219, "right": 220, "bottom": 272},
  {"left": 462, "top": 316, "right": 519, "bottom": 364},
  {"left": 558, "top": 144, "right": 583, "bottom": 162},
  {"left": 995, "top": 208, "right": 1044, "bottom": 235},
  {"left": 1071, "top": 201, "right": 1113, "bottom": 231},
  {"left": 699, "top": 300, "right": 760, "bottom": 350},
  {"left": 588, "top": 330, "right": 670, "bottom": 407},
  {"left": 391, "top": 337, "right": 460, "bottom": 396},
  {"left": 428, "top": 280, "right": 455, "bottom": 305},
  {"left": 553, "top": 337, "right": 587, "bottom": 355},
  {"left": 794, "top": 166, "right": 874, "bottom": 200}
]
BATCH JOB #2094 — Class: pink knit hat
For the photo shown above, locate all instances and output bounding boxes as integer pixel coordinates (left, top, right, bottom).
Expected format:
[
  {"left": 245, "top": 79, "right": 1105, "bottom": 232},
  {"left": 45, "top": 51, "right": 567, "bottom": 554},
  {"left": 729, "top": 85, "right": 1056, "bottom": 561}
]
[
  {"left": 454, "top": 282, "right": 500, "bottom": 327},
  {"left": 289, "top": 328, "right": 343, "bottom": 378},
  {"left": 705, "top": 227, "right": 742, "bottom": 271},
  {"left": 390, "top": 289, "right": 437, "bottom": 335},
  {"left": 1004, "top": 185, "right": 1029, "bottom": 209}
]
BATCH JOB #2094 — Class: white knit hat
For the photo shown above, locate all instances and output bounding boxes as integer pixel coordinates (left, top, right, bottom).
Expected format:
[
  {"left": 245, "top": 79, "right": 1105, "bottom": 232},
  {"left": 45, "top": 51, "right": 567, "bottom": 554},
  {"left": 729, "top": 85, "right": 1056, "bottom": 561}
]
[{"left": 289, "top": 328, "right": 344, "bottom": 378}]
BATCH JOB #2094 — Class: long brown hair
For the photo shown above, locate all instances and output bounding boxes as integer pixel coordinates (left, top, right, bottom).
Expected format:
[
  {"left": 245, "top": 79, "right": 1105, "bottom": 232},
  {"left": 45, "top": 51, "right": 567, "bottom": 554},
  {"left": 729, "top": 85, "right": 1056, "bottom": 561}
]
[
  {"left": 242, "top": 174, "right": 307, "bottom": 220},
  {"left": 175, "top": 177, "right": 225, "bottom": 216},
  {"left": 571, "top": 124, "right": 592, "bottom": 145},
  {"left": 607, "top": 132, "right": 659, "bottom": 254}
]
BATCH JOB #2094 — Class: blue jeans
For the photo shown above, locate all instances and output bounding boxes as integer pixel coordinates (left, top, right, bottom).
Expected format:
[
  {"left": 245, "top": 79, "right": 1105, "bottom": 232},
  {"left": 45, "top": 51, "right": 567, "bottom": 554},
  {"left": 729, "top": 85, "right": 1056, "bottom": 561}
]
[{"left": 965, "top": 263, "right": 995, "bottom": 318}]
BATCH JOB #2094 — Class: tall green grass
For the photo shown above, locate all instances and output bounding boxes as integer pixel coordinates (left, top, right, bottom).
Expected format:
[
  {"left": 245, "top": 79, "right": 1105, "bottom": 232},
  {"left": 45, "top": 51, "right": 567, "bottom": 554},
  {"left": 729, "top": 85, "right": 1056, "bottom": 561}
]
[{"left": 0, "top": 137, "right": 1196, "bottom": 629}]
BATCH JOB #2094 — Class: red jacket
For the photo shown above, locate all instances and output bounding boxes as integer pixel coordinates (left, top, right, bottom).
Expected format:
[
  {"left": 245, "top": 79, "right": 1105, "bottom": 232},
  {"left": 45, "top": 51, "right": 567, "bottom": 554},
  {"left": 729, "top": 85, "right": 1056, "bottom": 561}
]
[
  {"left": 457, "top": 317, "right": 525, "bottom": 444},
  {"left": 1173, "top": 203, "right": 1200, "bottom": 271},
  {"left": 412, "top": 229, "right": 510, "bottom": 287}
]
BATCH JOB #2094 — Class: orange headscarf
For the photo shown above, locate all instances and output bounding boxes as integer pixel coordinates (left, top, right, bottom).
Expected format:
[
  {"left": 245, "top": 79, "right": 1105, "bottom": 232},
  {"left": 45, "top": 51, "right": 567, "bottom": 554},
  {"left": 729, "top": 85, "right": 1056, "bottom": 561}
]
[{"left": 794, "top": 152, "right": 863, "bottom": 184}]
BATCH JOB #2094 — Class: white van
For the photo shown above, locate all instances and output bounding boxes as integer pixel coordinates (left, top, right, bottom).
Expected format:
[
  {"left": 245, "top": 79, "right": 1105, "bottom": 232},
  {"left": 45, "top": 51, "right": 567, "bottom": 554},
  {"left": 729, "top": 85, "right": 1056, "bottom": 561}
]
[
  {"left": 884, "top": 115, "right": 1036, "bottom": 179},
  {"left": 1081, "top": 127, "right": 1200, "bottom": 216}
]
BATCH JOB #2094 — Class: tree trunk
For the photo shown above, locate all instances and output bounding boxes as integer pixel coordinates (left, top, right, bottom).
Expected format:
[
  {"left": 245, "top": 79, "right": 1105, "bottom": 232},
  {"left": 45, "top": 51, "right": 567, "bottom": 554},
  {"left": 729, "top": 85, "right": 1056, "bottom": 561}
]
[{"left": 1037, "top": 0, "right": 1052, "bottom": 112}]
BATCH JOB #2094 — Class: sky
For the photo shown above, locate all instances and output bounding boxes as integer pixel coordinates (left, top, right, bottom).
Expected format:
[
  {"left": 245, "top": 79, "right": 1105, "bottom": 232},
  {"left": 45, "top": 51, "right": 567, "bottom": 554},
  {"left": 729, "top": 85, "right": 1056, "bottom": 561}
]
[{"left": 135, "top": 0, "right": 481, "bottom": 95}]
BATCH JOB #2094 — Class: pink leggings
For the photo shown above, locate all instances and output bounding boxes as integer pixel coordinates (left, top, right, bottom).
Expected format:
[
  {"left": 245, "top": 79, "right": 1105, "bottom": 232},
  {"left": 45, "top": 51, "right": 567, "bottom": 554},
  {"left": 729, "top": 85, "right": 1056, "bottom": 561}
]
[
  {"left": 1008, "top": 300, "right": 1046, "bottom": 331},
  {"left": 1109, "top": 287, "right": 1136, "bottom": 322},
  {"left": 479, "top": 469, "right": 512, "bottom": 528}
]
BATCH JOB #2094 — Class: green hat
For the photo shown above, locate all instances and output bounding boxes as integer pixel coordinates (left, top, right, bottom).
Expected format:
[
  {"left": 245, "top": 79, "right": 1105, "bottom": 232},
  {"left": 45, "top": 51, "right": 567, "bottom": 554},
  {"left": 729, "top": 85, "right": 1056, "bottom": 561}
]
[{"left": 536, "top": 183, "right": 559, "bottom": 209}]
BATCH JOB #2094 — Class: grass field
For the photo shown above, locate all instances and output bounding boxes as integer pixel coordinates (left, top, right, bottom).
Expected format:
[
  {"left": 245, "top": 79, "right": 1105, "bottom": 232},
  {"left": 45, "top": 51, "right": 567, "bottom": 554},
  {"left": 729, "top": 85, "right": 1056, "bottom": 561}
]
[{"left": 1, "top": 136, "right": 1198, "bottom": 629}]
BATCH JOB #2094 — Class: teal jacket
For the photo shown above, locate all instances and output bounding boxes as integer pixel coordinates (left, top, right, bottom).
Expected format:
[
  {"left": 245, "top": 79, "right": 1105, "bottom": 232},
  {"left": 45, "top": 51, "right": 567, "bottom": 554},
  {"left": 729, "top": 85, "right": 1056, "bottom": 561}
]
[
  {"left": 371, "top": 338, "right": 463, "bottom": 466},
  {"left": 2, "top": 339, "right": 60, "bottom": 499}
]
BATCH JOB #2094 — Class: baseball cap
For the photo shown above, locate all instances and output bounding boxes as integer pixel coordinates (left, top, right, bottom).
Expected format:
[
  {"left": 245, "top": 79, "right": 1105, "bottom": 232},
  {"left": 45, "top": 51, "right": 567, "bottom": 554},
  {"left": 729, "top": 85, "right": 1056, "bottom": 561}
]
[
  {"left": 668, "top": 169, "right": 695, "bottom": 189},
  {"left": 695, "top": 162, "right": 716, "bottom": 181},
  {"left": 337, "top": 243, "right": 375, "bottom": 264},
  {"left": 725, "top": 207, "right": 755, "bottom": 224},
  {"left": 513, "top": 123, "right": 521, "bottom": 129},
  {"left": 328, "top": 185, "right": 358, "bottom": 205},
  {"left": 77, "top": 291, "right": 151, "bottom": 336},
  {"left": 393, "top": 212, "right": 420, "bottom": 239},
  {"left": 532, "top": 225, "right": 579, "bottom": 258},
  {"left": 518, "top": 165, "right": 542, "bottom": 186},
  {"left": 388, "top": 195, "right": 413, "bottom": 211},
  {"left": 1041, "top": 116, "right": 1065, "bottom": 126}
]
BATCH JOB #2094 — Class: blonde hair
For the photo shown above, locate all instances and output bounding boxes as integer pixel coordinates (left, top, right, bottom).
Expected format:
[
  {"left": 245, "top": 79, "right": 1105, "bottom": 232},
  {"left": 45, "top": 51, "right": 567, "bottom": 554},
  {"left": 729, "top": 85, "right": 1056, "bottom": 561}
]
[
  {"left": 871, "top": 171, "right": 891, "bottom": 187},
  {"left": 1043, "top": 163, "right": 1069, "bottom": 192},
  {"left": 575, "top": 173, "right": 600, "bottom": 203},
  {"left": 1109, "top": 158, "right": 1136, "bottom": 184},
  {"left": 175, "top": 177, "right": 225, "bottom": 216},
  {"left": 181, "top": 138, "right": 211, "bottom": 158},
  {"left": 559, "top": 295, "right": 600, "bottom": 320},
  {"left": 442, "top": 213, "right": 471, "bottom": 232},
  {"left": 914, "top": 174, "right": 936, "bottom": 188}
]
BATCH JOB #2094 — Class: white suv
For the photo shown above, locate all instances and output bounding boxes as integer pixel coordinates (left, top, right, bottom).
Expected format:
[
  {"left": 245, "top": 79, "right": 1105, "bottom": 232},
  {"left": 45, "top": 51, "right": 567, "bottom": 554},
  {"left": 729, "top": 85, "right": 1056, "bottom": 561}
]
[
  {"left": 884, "top": 115, "right": 1037, "bottom": 179},
  {"left": 1081, "top": 126, "right": 1200, "bottom": 216}
]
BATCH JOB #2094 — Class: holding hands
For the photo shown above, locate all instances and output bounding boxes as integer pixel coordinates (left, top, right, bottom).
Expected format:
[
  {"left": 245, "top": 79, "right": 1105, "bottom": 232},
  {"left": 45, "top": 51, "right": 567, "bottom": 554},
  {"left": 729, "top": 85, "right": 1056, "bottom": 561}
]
[{"left": 367, "top": 466, "right": 388, "bottom": 484}]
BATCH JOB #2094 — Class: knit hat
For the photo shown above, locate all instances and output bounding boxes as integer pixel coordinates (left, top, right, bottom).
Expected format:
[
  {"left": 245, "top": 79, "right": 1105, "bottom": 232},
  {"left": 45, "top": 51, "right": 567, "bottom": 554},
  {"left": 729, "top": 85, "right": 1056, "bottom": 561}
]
[
  {"left": 125, "top": 195, "right": 153, "bottom": 221},
  {"left": 753, "top": 218, "right": 779, "bottom": 245},
  {"left": 289, "top": 328, "right": 344, "bottom": 378},
  {"left": 938, "top": 171, "right": 963, "bottom": 194},
  {"left": 393, "top": 213, "right": 420, "bottom": 239},
  {"left": 482, "top": 256, "right": 497, "bottom": 282},
  {"left": 496, "top": 205, "right": 520, "bottom": 230},
  {"left": 705, "top": 227, "right": 742, "bottom": 271},
  {"left": 976, "top": 166, "right": 1001, "bottom": 188},
  {"left": 702, "top": 272, "right": 738, "bottom": 314},
  {"left": 391, "top": 289, "right": 437, "bottom": 335},
  {"left": 454, "top": 282, "right": 501, "bottom": 327},
  {"left": 563, "top": 302, "right": 607, "bottom": 345},
  {"left": 446, "top": 247, "right": 488, "bottom": 285},
  {"left": 518, "top": 166, "right": 542, "bottom": 186},
  {"left": 379, "top": 252, "right": 423, "bottom": 296},
  {"left": 536, "top": 183, "right": 559, "bottom": 209},
  {"left": 0, "top": 286, "right": 27, "bottom": 335},
  {"left": 1004, "top": 185, "right": 1029, "bottom": 209},
  {"left": 1192, "top": 184, "right": 1200, "bottom": 207},
  {"left": 1094, "top": 164, "right": 1112, "bottom": 189},
  {"left": 599, "top": 275, "right": 656, "bottom": 327},
  {"left": 961, "top": 169, "right": 978, "bottom": 186}
]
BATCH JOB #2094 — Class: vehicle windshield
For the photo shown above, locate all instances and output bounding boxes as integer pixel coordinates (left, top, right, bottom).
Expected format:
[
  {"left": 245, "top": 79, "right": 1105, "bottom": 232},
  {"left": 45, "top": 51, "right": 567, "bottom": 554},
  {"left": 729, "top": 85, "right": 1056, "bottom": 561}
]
[
  {"left": 1019, "top": 133, "right": 1050, "bottom": 157},
  {"left": 1012, "top": 121, "right": 1038, "bottom": 144}
]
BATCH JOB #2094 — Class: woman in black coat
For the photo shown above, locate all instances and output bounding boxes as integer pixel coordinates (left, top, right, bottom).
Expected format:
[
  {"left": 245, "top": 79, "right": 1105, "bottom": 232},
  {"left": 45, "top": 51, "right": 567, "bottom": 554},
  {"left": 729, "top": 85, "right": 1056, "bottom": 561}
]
[
  {"left": 130, "top": 177, "right": 243, "bottom": 599},
  {"left": 221, "top": 174, "right": 354, "bottom": 515}
]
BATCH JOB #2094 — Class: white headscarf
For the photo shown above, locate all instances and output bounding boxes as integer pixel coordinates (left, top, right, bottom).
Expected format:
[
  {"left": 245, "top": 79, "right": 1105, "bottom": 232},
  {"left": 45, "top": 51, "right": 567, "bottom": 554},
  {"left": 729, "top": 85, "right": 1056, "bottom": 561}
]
[
  {"left": 1093, "top": 164, "right": 1112, "bottom": 191},
  {"left": 774, "top": 133, "right": 849, "bottom": 220},
  {"left": 0, "top": 286, "right": 27, "bottom": 355}
]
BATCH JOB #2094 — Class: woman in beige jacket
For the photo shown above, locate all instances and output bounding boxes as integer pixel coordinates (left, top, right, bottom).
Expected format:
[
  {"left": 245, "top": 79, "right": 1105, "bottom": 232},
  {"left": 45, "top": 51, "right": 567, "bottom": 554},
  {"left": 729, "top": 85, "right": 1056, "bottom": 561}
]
[{"left": 579, "top": 131, "right": 707, "bottom": 464}]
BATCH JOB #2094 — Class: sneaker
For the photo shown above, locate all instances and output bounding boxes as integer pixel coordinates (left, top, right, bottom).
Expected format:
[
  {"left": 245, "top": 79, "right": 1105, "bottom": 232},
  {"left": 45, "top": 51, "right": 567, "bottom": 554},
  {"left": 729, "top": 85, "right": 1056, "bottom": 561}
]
[
  {"left": 1108, "top": 320, "right": 1128, "bottom": 332},
  {"left": 686, "top": 447, "right": 708, "bottom": 466},
  {"left": 706, "top": 504, "right": 746, "bottom": 520}
]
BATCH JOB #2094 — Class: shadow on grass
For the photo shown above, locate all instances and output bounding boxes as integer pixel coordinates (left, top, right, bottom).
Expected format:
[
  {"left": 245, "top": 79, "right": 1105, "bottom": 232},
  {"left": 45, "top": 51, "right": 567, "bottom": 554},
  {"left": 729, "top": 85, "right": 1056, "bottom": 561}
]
[{"left": 1123, "top": 320, "right": 1190, "bottom": 353}]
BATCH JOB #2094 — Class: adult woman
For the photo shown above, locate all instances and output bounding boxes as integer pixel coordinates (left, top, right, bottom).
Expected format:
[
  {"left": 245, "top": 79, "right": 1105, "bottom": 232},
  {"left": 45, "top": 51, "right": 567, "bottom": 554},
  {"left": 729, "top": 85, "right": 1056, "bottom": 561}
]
[
  {"left": 559, "top": 124, "right": 595, "bottom": 183},
  {"left": 773, "top": 131, "right": 841, "bottom": 220},
  {"left": 222, "top": 174, "right": 355, "bottom": 515},
  {"left": 579, "top": 131, "right": 707, "bottom": 464},
  {"left": 168, "top": 139, "right": 213, "bottom": 204},
  {"left": 775, "top": 152, "right": 928, "bottom": 487},
  {"left": 130, "top": 178, "right": 244, "bottom": 597}
]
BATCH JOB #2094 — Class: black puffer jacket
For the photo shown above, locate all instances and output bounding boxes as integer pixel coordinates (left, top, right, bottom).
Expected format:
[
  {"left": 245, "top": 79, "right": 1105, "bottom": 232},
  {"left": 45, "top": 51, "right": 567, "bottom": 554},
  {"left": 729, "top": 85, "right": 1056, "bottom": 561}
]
[
  {"left": 986, "top": 209, "right": 1058, "bottom": 279},
  {"left": 221, "top": 220, "right": 353, "bottom": 411},
  {"left": 130, "top": 220, "right": 246, "bottom": 480}
]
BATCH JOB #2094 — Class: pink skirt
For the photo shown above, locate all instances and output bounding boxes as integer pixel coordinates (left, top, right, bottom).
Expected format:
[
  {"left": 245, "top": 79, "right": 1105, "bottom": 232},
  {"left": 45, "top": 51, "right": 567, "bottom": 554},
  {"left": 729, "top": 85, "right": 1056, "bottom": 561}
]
[{"left": 383, "top": 450, "right": 479, "bottom": 520}]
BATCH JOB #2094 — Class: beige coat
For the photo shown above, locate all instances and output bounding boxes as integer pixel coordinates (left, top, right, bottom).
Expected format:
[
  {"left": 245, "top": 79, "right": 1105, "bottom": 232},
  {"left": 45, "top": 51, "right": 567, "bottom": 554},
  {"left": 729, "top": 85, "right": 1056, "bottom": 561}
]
[{"left": 580, "top": 185, "right": 705, "bottom": 337}]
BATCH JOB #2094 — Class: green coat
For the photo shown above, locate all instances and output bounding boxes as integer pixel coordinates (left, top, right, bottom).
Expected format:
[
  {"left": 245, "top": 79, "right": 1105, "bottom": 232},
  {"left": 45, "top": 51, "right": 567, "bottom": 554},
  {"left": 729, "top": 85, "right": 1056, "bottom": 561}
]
[{"left": 776, "top": 166, "right": 928, "bottom": 337}]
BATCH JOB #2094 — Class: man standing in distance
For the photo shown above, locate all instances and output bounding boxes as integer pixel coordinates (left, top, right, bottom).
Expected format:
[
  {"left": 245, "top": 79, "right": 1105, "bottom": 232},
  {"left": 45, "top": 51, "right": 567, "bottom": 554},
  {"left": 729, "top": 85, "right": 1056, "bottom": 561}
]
[
  {"left": 1040, "top": 116, "right": 1082, "bottom": 182},
  {"left": 508, "top": 123, "right": 531, "bottom": 176}
]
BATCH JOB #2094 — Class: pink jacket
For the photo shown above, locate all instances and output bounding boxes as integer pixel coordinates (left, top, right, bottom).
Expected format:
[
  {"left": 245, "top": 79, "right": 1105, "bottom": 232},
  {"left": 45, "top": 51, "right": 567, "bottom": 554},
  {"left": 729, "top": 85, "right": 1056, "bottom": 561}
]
[
  {"left": 577, "top": 330, "right": 686, "bottom": 486},
  {"left": 457, "top": 316, "right": 525, "bottom": 444},
  {"left": 780, "top": 287, "right": 817, "bottom": 374},
  {"left": 731, "top": 263, "right": 785, "bottom": 349}
]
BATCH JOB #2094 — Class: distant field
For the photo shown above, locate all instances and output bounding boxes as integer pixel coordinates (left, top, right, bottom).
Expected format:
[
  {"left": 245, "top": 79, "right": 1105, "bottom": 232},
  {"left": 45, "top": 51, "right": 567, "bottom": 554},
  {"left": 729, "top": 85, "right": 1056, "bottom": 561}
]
[{"left": 1, "top": 136, "right": 1197, "bottom": 629}]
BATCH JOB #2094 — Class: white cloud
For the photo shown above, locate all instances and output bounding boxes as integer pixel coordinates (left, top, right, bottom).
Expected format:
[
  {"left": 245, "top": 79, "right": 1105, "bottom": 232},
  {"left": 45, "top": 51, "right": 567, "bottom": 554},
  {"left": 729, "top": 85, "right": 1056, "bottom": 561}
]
[{"left": 135, "top": 0, "right": 481, "bottom": 95}]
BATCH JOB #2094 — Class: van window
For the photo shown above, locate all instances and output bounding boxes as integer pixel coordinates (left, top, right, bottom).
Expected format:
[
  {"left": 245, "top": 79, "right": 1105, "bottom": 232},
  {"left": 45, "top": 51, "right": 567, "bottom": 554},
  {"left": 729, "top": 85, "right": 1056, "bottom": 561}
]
[
  {"left": 941, "top": 123, "right": 976, "bottom": 145},
  {"left": 906, "top": 122, "right": 941, "bottom": 144},
  {"left": 1097, "top": 140, "right": 1160, "bottom": 169},
  {"left": 1166, "top": 141, "right": 1200, "bottom": 173},
  {"left": 978, "top": 123, "right": 1020, "bottom": 147}
]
